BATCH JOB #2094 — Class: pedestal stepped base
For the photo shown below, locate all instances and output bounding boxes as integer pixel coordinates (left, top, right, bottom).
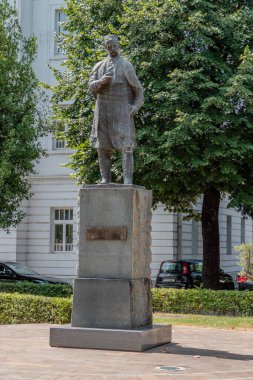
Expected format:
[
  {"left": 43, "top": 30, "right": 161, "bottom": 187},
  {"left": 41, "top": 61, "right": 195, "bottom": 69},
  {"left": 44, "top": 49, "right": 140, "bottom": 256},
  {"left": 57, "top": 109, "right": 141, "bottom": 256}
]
[{"left": 50, "top": 324, "right": 172, "bottom": 352}]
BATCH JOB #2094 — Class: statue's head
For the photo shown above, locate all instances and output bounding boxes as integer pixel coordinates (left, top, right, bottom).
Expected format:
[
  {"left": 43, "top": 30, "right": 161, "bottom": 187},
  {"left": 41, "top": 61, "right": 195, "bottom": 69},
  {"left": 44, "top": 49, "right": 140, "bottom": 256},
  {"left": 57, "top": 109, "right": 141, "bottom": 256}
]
[{"left": 104, "top": 35, "right": 119, "bottom": 58}]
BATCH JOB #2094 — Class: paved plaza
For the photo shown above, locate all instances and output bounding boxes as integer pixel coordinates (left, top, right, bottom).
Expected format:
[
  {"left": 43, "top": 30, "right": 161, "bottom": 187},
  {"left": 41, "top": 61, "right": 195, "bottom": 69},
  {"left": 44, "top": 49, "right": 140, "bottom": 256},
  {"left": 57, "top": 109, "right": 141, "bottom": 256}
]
[{"left": 0, "top": 324, "right": 253, "bottom": 379}]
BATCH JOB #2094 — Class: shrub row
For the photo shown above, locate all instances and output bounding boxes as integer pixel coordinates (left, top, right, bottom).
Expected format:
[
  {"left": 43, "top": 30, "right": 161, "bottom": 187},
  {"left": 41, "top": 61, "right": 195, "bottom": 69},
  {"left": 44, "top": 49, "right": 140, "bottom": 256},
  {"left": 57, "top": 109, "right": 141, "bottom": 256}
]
[
  {"left": 152, "top": 288, "right": 253, "bottom": 316},
  {"left": 0, "top": 281, "right": 73, "bottom": 298},
  {"left": 1, "top": 288, "right": 253, "bottom": 325},
  {"left": 0, "top": 293, "right": 72, "bottom": 324}
]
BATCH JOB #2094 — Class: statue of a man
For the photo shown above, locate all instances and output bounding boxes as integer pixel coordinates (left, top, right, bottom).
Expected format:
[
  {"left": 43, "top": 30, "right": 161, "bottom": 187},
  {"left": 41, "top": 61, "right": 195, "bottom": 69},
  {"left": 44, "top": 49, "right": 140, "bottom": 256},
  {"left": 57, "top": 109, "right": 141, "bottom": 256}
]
[{"left": 88, "top": 35, "right": 144, "bottom": 184}]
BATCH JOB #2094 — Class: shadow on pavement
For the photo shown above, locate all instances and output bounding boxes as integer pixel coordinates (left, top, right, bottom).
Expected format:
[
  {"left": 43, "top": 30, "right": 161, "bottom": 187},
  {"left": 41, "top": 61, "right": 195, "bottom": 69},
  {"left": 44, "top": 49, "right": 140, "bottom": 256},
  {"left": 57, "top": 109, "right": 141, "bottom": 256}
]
[{"left": 149, "top": 342, "right": 253, "bottom": 361}]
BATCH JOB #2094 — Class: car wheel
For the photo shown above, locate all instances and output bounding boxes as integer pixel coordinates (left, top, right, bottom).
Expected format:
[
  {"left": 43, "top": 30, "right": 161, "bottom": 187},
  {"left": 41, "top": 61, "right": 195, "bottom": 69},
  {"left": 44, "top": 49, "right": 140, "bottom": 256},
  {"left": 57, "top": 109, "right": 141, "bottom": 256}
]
[{"left": 226, "top": 283, "right": 235, "bottom": 290}]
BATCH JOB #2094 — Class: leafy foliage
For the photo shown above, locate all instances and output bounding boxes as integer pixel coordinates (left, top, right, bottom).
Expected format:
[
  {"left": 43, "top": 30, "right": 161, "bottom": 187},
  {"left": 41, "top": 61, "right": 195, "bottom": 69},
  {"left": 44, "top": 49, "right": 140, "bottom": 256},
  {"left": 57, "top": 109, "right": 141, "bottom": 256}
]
[
  {"left": 0, "top": 281, "right": 73, "bottom": 298},
  {"left": 152, "top": 288, "right": 253, "bottom": 316},
  {"left": 235, "top": 243, "right": 253, "bottom": 280},
  {"left": 0, "top": 0, "right": 48, "bottom": 229},
  {"left": 120, "top": 0, "right": 253, "bottom": 213},
  {"left": 0, "top": 293, "right": 72, "bottom": 324},
  {"left": 1, "top": 289, "right": 253, "bottom": 325},
  {"left": 53, "top": 0, "right": 253, "bottom": 213}
]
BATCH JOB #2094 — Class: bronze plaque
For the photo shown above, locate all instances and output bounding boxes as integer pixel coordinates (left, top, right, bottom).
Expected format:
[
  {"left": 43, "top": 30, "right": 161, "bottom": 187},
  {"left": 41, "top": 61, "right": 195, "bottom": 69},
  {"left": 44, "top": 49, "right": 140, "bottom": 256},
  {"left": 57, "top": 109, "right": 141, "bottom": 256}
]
[{"left": 85, "top": 227, "right": 127, "bottom": 241}]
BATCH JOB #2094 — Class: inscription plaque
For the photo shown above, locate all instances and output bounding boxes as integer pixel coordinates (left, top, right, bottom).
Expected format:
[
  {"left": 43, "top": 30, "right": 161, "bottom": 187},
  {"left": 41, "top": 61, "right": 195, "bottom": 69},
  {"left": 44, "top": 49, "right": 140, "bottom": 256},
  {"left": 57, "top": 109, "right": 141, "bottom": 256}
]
[{"left": 85, "top": 227, "right": 127, "bottom": 241}]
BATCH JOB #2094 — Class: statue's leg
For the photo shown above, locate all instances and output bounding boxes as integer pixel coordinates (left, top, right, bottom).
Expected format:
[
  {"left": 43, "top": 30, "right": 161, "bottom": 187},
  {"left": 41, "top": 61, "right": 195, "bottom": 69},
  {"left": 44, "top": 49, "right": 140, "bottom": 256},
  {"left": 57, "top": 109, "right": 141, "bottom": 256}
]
[
  {"left": 97, "top": 148, "right": 112, "bottom": 184},
  {"left": 122, "top": 148, "right": 134, "bottom": 185}
]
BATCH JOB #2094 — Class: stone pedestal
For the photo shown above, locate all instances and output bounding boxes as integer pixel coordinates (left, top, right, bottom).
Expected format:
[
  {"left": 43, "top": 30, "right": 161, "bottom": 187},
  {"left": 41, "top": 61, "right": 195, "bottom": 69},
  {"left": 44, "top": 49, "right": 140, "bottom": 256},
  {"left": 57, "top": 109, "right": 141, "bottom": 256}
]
[
  {"left": 50, "top": 184, "right": 171, "bottom": 351},
  {"left": 71, "top": 278, "right": 152, "bottom": 329}
]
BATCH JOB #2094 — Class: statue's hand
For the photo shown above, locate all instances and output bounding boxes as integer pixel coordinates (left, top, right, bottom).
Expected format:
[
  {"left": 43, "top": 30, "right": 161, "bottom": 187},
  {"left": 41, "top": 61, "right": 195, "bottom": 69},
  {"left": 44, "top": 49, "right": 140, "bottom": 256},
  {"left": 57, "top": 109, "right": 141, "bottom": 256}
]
[
  {"left": 128, "top": 105, "right": 138, "bottom": 117},
  {"left": 100, "top": 75, "right": 112, "bottom": 85}
]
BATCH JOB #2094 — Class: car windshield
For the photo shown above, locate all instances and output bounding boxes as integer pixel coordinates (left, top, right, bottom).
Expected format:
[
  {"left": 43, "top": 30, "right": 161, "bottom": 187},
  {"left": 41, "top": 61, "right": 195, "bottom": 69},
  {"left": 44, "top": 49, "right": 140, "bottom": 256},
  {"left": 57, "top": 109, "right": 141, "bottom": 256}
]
[
  {"left": 160, "top": 262, "right": 182, "bottom": 273},
  {"left": 6, "top": 263, "right": 39, "bottom": 276}
]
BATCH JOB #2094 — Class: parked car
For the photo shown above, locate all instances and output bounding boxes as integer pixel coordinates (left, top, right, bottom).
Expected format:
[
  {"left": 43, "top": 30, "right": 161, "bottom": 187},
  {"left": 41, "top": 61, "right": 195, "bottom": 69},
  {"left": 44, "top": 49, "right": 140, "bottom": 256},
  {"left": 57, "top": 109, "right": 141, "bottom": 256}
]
[
  {"left": 155, "top": 259, "right": 235, "bottom": 290},
  {"left": 0, "top": 261, "right": 69, "bottom": 284},
  {"left": 237, "top": 274, "right": 253, "bottom": 291}
]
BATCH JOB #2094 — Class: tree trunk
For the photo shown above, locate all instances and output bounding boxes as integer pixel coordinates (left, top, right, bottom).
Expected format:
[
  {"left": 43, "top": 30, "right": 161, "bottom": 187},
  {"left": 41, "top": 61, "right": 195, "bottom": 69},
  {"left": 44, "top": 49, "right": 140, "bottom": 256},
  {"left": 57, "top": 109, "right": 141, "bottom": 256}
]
[{"left": 202, "top": 186, "right": 221, "bottom": 290}]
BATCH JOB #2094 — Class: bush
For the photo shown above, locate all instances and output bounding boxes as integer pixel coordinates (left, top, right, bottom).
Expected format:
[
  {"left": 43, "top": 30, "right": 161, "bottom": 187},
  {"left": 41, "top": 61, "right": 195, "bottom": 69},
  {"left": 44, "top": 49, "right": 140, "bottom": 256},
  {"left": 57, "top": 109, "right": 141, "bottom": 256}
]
[
  {"left": 0, "top": 293, "right": 72, "bottom": 324},
  {"left": 1, "top": 288, "right": 253, "bottom": 325},
  {"left": 0, "top": 281, "right": 72, "bottom": 298},
  {"left": 152, "top": 288, "right": 253, "bottom": 316}
]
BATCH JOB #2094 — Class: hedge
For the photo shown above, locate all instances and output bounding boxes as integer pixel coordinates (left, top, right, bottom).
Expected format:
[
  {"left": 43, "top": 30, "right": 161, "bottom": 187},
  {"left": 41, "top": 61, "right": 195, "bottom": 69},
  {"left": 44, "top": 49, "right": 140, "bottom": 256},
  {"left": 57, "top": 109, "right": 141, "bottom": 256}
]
[
  {"left": 0, "top": 281, "right": 73, "bottom": 298},
  {"left": 0, "top": 293, "right": 72, "bottom": 324},
  {"left": 152, "top": 288, "right": 253, "bottom": 316},
  {"left": 1, "top": 288, "right": 253, "bottom": 325}
]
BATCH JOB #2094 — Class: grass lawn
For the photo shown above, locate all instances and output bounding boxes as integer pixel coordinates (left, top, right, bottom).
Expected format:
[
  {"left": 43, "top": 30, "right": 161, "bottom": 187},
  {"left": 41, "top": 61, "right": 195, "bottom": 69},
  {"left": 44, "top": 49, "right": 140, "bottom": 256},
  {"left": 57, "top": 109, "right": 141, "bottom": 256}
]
[{"left": 153, "top": 313, "right": 253, "bottom": 330}]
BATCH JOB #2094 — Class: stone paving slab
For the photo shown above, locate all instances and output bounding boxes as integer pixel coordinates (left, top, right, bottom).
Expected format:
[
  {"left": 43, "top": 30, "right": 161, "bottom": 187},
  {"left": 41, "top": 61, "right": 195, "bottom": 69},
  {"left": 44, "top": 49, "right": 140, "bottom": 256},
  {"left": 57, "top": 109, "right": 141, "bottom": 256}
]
[{"left": 0, "top": 324, "right": 253, "bottom": 379}]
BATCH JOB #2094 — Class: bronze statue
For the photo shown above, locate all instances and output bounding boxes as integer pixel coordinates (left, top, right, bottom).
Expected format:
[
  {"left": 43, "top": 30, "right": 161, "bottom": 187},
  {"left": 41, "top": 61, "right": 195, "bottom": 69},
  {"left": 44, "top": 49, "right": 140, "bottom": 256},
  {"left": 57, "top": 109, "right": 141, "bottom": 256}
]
[{"left": 88, "top": 35, "right": 144, "bottom": 184}]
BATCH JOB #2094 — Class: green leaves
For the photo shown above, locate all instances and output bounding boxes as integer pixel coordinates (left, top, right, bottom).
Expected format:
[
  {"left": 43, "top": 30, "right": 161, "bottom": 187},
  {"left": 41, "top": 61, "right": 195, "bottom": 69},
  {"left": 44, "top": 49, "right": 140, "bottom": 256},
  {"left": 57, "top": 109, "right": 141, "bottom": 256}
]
[
  {"left": 235, "top": 243, "right": 253, "bottom": 280},
  {"left": 0, "top": 281, "right": 73, "bottom": 298},
  {"left": 0, "top": 1, "right": 48, "bottom": 229},
  {"left": 152, "top": 288, "right": 253, "bottom": 316},
  {"left": 51, "top": 0, "right": 253, "bottom": 218},
  {"left": 0, "top": 293, "right": 72, "bottom": 324}
]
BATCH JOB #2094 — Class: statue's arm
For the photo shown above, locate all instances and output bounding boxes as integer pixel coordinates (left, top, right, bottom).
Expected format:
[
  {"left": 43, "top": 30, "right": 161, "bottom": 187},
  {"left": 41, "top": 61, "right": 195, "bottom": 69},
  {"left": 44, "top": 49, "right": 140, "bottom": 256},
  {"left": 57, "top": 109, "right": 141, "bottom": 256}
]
[
  {"left": 88, "top": 61, "right": 112, "bottom": 94},
  {"left": 88, "top": 67, "right": 102, "bottom": 94},
  {"left": 124, "top": 61, "right": 144, "bottom": 112}
]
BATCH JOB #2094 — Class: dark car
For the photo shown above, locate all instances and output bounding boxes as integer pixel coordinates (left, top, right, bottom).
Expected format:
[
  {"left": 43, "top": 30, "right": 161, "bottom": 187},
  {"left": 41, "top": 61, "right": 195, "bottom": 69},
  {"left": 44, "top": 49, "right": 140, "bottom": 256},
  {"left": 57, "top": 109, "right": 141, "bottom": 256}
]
[
  {"left": 237, "top": 274, "right": 253, "bottom": 291},
  {"left": 155, "top": 259, "right": 235, "bottom": 290},
  {"left": 0, "top": 261, "right": 69, "bottom": 284}
]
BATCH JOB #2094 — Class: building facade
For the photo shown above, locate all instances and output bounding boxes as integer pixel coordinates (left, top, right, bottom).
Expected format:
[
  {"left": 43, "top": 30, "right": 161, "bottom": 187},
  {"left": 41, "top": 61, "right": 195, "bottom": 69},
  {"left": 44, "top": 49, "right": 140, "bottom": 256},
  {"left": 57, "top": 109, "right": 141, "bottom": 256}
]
[{"left": 1, "top": 0, "right": 252, "bottom": 281}]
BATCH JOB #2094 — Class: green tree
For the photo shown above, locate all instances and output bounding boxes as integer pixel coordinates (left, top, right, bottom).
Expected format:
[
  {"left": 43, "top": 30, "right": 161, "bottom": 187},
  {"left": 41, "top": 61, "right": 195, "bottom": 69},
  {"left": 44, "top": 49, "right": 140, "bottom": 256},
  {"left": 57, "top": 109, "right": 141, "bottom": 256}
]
[
  {"left": 52, "top": 0, "right": 253, "bottom": 289},
  {"left": 235, "top": 243, "right": 253, "bottom": 280},
  {"left": 0, "top": 0, "right": 47, "bottom": 230}
]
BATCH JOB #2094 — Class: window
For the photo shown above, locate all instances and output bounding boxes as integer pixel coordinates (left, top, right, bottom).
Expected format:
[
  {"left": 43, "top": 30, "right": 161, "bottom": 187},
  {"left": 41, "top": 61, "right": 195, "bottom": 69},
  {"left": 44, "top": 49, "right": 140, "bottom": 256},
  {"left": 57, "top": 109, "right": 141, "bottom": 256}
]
[
  {"left": 53, "top": 208, "right": 73, "bottom": 252},
  {"left": 52, "top": 123, "right": 67, "bottom": 150},
  {"left": 0, "top": 264, "right": 12, "bottom": 277},
  {"left": 55, "top": 10, "right": 67, "bottom": 55},
  {"left": 227, "top": 215, "right": 232, "bottom": 255},
  {"left": 52, "top": 136, "right": 66, "bottom": 150},
  {"left": 160, "top": 262, "right": 182, "bottom": 273},
  {"left": 192, "top": 220, "right": 199, "bottom": 256}
]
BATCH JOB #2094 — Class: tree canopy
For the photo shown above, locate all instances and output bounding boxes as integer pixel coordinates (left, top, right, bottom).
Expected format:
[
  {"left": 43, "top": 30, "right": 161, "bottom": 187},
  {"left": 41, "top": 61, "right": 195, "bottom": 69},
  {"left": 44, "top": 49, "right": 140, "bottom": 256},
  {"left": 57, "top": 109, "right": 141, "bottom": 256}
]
[
  {"left": 0, "top": 0, "right": 47, "bottom": 229},
  {"left": 235, "top": 243, "right": 253, "bottom": 280},
  {"left": 52, "top": 0, "right": 253, "bottom": 288}
]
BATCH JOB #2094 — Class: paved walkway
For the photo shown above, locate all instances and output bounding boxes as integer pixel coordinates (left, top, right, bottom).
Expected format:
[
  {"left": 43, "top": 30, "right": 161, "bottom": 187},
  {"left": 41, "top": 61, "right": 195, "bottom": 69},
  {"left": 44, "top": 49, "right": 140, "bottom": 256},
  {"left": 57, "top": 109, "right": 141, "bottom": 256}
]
[{"left": 0, "top": 324, "right": 253, "bottom": 379}]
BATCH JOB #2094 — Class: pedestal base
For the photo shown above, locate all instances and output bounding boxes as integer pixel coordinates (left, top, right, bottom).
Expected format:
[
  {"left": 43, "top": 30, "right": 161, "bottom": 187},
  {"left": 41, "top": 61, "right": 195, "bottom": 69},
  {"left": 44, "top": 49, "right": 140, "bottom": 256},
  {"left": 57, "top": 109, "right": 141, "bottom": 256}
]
[
  {"left": 72, "top": 278, "right": 152, "bottom": 329},
  {"left": 50, "top": 324, "right": 172, "bottom": 352}
]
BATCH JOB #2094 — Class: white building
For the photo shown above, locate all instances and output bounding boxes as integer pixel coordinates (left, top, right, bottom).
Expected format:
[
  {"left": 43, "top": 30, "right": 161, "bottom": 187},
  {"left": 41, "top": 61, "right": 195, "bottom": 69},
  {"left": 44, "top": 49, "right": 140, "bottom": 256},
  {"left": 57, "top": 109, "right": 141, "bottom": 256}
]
[{"left": 0, "top": 0, "right": 252, "bottom": 281}]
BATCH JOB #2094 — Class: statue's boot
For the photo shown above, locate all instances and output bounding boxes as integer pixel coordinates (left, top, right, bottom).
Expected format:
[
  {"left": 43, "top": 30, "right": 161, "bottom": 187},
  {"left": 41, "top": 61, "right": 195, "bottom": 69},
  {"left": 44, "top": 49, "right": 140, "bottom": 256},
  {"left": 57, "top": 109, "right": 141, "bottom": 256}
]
[
  {"left": 122, "top": 150, "right": 134, "bottom": 185},
  {"left": 98, "top": 149, "right": 112, "bottom": 184}
]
